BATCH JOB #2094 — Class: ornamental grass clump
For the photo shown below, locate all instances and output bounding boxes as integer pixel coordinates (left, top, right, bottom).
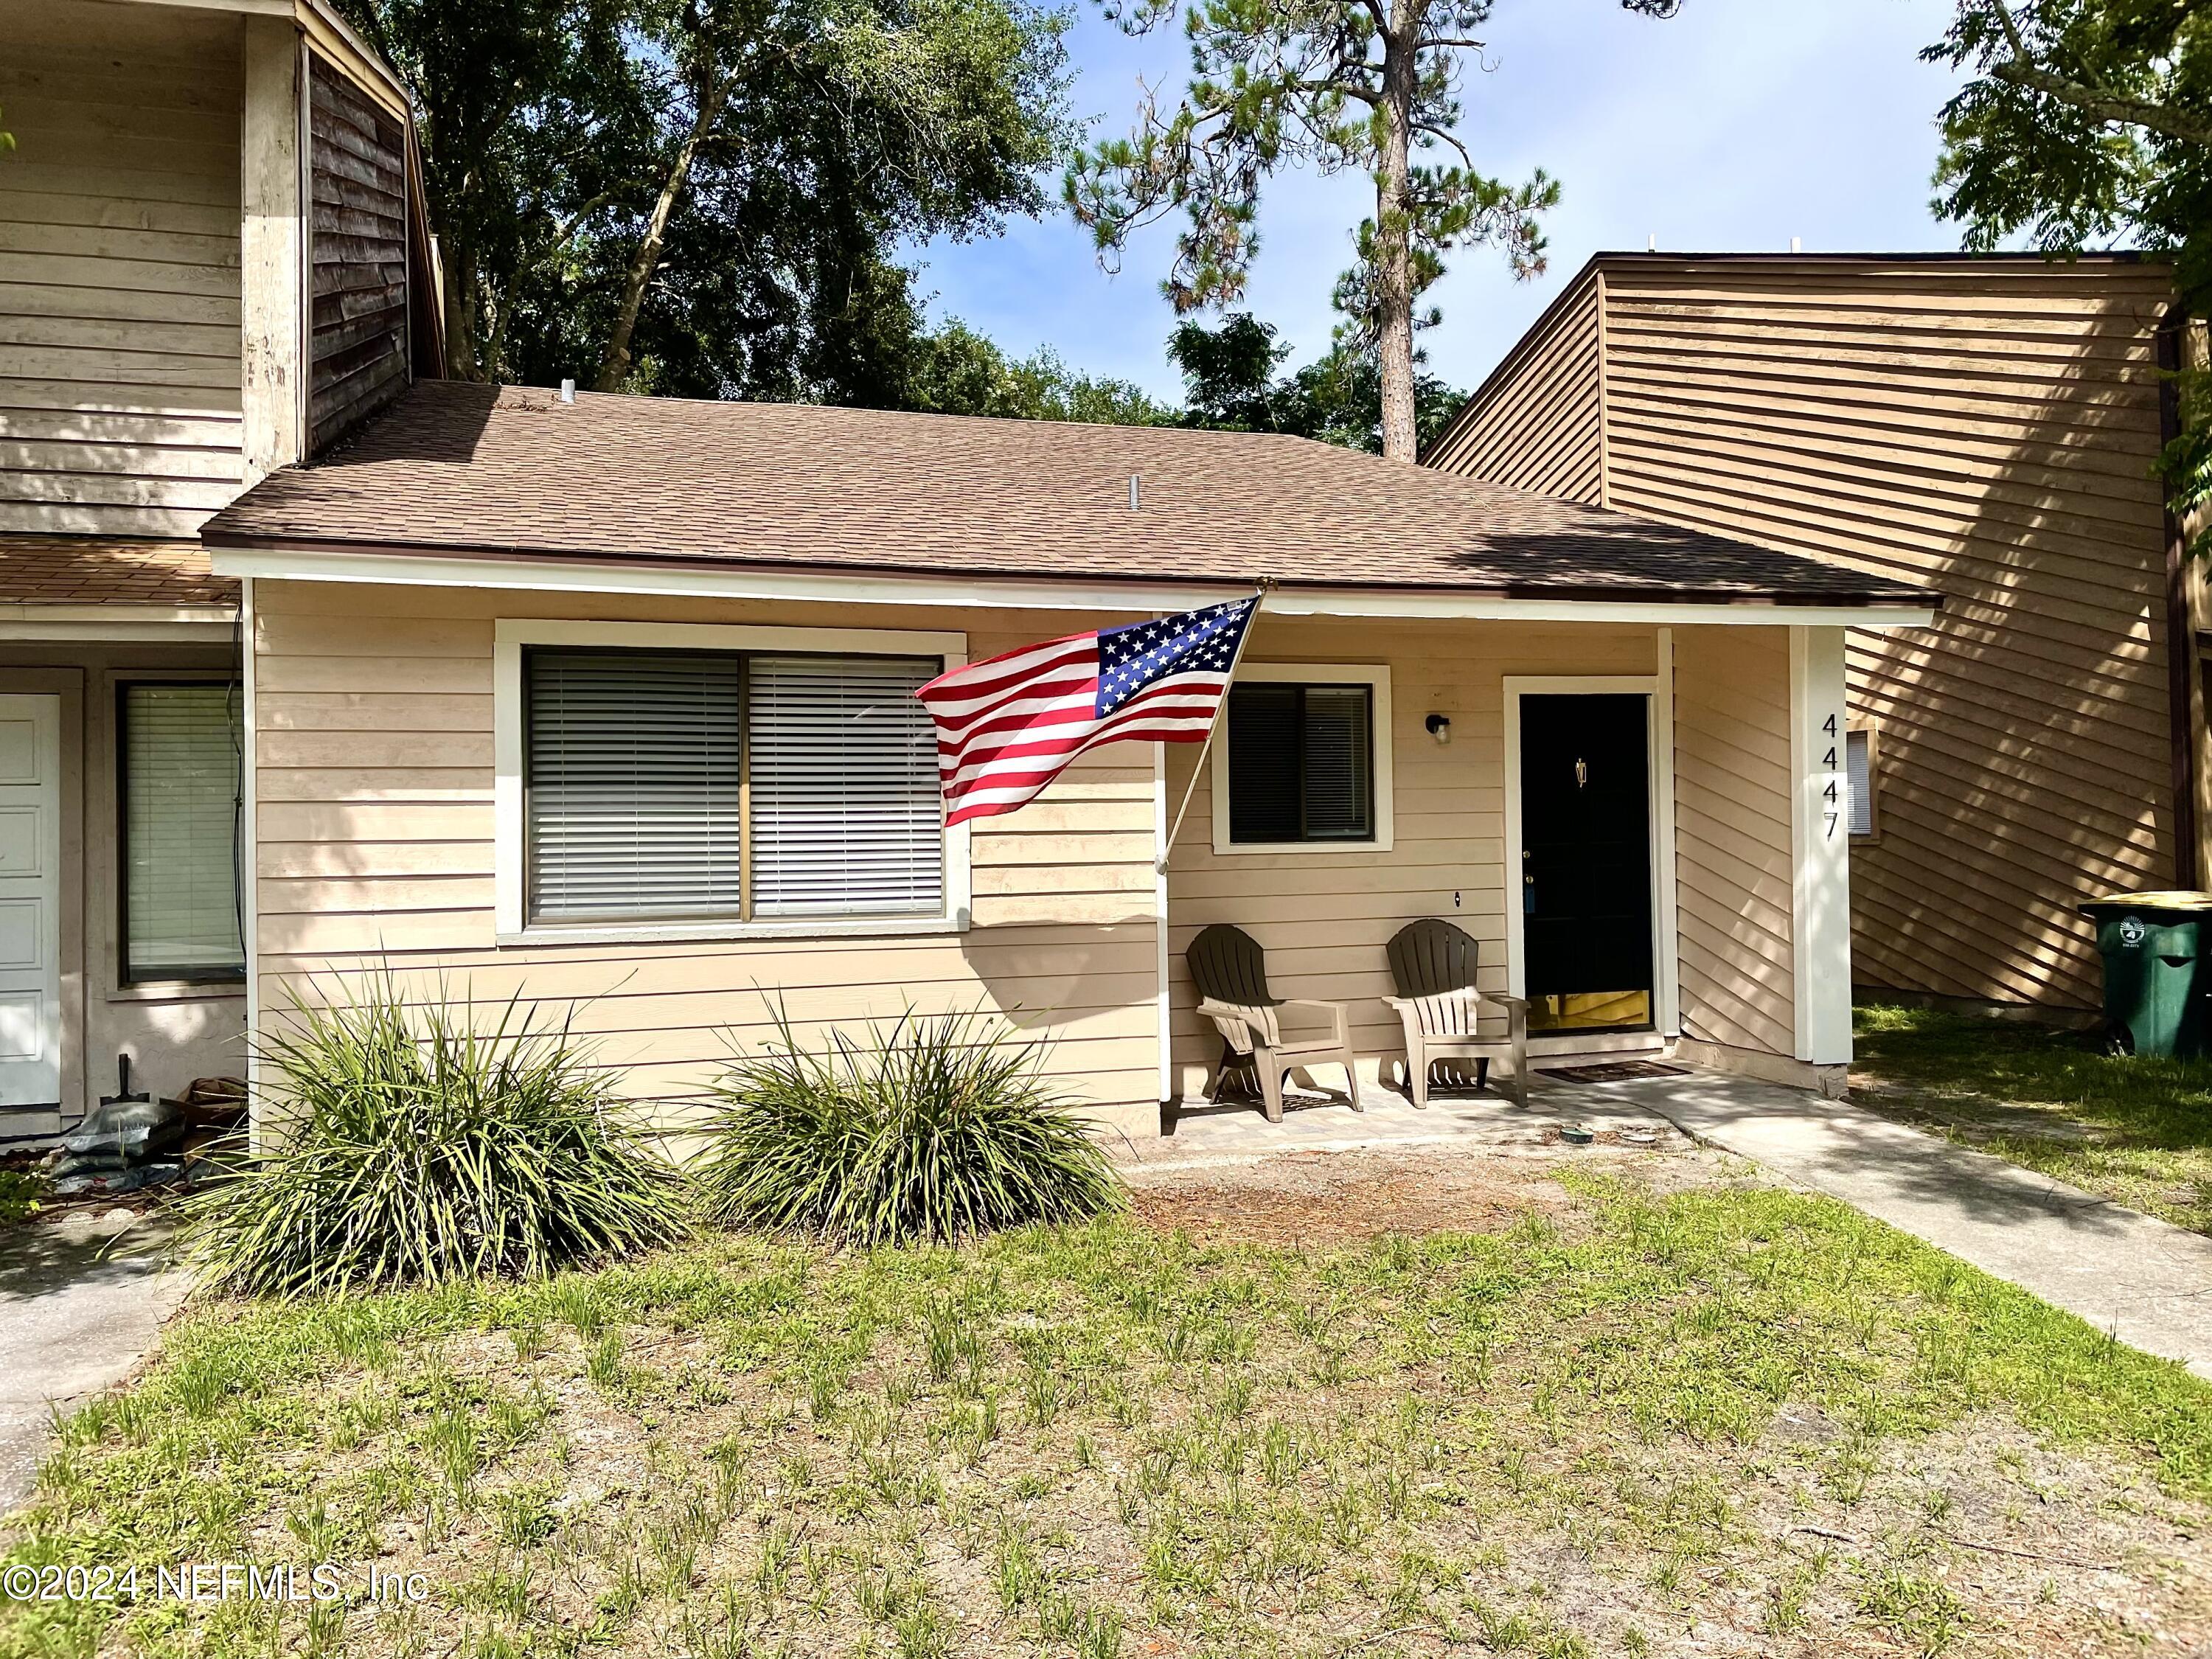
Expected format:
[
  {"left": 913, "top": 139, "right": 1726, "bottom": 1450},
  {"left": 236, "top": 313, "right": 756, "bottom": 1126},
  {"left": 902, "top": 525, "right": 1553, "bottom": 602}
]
[
  {"left": 695, "top": 1006, "right": 1123, "bottom": 1247},
  {"left": 180, "top": 978, "right": 686, "bottom": 1298}
]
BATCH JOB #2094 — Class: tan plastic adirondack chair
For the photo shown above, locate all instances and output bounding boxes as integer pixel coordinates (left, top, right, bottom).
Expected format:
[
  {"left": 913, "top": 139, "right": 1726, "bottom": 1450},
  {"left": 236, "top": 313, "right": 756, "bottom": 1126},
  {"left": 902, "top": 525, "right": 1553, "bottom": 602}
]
[
  {"left": 1384, "top": 918, "right": 1529, "bottom": 1108},
  {"left": 1186, "top": 923, "right": 1361, "bottom": 1123}
]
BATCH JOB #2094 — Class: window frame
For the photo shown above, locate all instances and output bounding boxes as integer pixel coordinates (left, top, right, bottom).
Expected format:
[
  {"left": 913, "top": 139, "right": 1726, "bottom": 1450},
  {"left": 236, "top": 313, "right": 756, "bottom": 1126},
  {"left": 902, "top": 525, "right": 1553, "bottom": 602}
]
[
  {"left": 1210, "top": 662, "right": 1394, "bottom": 855},
  {"left": 494, "top": 619, "right": 970, "bottom": 944},
  {"left": 1846, "top": 717, "right": 1881, "bottom": 843},
  {"left": 115, "top": 676, "right": 246, "bottom": 988}
]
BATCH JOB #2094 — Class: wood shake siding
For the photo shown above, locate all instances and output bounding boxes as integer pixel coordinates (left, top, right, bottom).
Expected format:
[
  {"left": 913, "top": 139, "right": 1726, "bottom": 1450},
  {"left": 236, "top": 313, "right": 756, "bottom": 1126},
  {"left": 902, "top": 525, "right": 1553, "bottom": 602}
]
[
  {"left": 1162, "top": 616, "right": 1711, "bottom": 1093},
  {"left": 1672, "top": 626, "right": 1794, "bottom": 1054},
  {"left": 1420, "top": 272, "right": 1604, "bottom": 503},
  {"left": 1430, "top": 255, "right": 2179, "bottom": 1009},
  {"left": 0, "top": 1, "right": 245, "bottom": 538},
  {"left": 307, "top": 55, "right": 409, "bottom": 453},
  {"left": 251, "top": 582, "right": 1164, "bottom": 1120}
]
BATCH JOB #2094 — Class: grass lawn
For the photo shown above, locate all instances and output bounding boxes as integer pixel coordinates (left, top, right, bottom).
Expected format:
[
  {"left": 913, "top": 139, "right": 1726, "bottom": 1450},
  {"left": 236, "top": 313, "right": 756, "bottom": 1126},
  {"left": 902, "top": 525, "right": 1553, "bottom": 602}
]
[
  {"left": 4, "top": 1161, "right": 2212, "bottom": 1658},
  {"left": 1853, "top": 1000, "right": 2212, "bottom": 1235}
]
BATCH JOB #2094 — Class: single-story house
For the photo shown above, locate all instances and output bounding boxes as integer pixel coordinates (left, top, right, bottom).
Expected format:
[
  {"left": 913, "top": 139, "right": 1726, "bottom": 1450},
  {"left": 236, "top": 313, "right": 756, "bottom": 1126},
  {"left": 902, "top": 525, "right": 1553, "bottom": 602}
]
[{"left": 178, "top": 380, "right": 1935, "bottom": 1136}]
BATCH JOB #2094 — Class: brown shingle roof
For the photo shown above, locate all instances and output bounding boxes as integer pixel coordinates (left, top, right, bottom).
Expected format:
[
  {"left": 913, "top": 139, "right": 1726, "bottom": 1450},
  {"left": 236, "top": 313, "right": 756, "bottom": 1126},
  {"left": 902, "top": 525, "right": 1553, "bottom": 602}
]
[
  {"left": 204, "top": 381, "right": 1930, "bottom": 608},
  {"left": 1, "top": 538, "right": 239, "bottom": 608}
]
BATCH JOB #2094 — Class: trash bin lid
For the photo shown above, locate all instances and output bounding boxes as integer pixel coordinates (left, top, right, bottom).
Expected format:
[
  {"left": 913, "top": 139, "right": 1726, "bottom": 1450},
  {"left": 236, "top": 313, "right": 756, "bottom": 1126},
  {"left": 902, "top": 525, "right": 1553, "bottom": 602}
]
[{"left": 2079, "top": 889, "right": 2212, "bottom": 919}]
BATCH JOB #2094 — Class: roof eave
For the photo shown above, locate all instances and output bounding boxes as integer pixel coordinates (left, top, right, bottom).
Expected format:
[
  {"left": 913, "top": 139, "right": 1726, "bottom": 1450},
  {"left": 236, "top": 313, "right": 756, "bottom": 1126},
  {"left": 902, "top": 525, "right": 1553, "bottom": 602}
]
[{"left": 204, "top": 535, "right": 1939, "bottom": 627}]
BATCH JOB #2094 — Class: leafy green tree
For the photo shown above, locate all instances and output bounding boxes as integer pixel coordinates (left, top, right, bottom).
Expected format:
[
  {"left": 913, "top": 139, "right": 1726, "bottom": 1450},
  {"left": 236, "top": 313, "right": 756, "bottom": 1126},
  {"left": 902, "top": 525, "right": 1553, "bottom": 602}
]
[
  {"left": 341, "top": 0, "right": 1074, "bottom": 400},
  {"left": 1926, "top": 0, "right": 2212, "bottom": 540},
  {"left": 1165, "top": 311, "right": 1464, "bottom": 453},
  {"left": 589, "top": 0, "right": 1077, "bottom": 392},
  {"left": 1067, "top": 0, "right": 1680, "bottom": 462},
  {"left": 339, "top": 0, "right": 650, "bottom": 379},
  {"left": 903, "top": 319, "right": 1171, "bottom": 422},
  {"left": 1167, "top": 312, "right": 1289, "bottom": 429}
]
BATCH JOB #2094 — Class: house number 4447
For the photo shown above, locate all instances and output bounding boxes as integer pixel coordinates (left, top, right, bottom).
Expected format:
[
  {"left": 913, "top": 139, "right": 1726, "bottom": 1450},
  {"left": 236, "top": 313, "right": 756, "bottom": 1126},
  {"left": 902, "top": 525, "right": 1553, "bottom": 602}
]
[{"left": 1820, "top": 713, "right": 1842, "bottom": 841}]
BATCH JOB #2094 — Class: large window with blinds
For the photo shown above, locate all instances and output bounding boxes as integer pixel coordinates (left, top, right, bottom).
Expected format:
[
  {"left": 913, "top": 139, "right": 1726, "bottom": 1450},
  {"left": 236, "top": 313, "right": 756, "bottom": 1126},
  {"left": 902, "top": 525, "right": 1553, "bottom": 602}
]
[
  {"left": 119, "top": 682, "right": 244, "bottom": 983},
  {"left": 523, "top": 647, "right": 942, "bottom": 925}
]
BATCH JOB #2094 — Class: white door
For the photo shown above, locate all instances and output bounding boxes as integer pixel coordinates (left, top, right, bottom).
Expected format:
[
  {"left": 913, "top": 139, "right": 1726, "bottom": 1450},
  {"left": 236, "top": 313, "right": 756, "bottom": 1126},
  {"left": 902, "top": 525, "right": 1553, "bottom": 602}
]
[{"left": 0, "top": 695, "right": 62, "bottom": 1108}]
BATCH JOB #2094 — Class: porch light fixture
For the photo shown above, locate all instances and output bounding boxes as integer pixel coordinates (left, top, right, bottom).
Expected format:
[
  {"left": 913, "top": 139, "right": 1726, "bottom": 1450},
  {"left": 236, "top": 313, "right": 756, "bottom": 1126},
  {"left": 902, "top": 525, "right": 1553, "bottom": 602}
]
[{"left": 1425, "top": 713, "right": 1451, "bottom": 745}]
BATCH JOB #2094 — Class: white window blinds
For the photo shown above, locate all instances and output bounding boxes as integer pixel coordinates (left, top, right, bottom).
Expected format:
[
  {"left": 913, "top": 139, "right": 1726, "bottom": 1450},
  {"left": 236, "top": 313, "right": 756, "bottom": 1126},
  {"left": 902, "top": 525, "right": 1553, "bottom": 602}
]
[
  {"left": 524, "top": 648, "right": 945, "bottom": 924},
  {"left": 748, "top": 655, "right": 942, "bottom": 917},
  {"left": 122, "top": 683, "right": 243, "bottom": 980},
  {"left": 1846, "top": 728, "right": 1873, "bottom": 838},
  {"left": 527, "top": 650, "right": 745, "bottom": 920}
]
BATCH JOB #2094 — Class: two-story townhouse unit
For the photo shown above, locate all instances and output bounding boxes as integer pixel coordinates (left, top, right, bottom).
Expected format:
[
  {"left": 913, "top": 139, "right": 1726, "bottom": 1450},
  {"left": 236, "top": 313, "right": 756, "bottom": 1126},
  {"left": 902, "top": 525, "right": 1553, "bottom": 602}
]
[
  {"left": 1, "top": 0, "right": 439, "bottom": 1134},
  {"left": 1426, "top": 252, "right": 2200, "bottom": 1019}
]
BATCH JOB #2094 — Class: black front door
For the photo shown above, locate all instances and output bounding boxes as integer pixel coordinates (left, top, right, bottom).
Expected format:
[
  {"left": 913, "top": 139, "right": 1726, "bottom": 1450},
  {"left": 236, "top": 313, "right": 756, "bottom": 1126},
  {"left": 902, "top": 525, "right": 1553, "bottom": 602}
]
[{"left": 1519, "top": 693, "right": 1655, "bottom": 1032}]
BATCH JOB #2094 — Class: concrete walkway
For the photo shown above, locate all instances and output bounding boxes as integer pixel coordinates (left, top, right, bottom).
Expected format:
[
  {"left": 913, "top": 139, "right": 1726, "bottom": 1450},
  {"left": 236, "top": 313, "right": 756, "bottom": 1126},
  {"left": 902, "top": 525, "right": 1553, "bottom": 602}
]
[
  {"left": 0, "top": 1211, "right": 185, "bottom": 1513},
  {"left": 1132, "top": 1068, "right": 2212, "bottom": 1380},
  {"left": 1613, "top": 1071, "right": 2212, "bottom": 1380}
]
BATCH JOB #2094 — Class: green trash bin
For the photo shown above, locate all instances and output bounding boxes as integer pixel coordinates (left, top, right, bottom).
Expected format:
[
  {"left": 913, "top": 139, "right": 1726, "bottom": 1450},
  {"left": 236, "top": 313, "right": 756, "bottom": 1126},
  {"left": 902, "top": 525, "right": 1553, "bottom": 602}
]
[{"left": 2079, "top": 891, "right": 2212, "bottom": 1057}]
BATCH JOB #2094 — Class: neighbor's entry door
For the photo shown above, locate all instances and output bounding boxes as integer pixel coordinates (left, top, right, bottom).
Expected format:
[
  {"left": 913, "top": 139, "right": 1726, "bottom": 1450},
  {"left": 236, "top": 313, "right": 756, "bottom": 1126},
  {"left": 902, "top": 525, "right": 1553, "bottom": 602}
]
[
  {"left": 1518, "top": 692, "right": 1655, "bottom": 1032},
  {"left": 0, "top": 695, "right": 62, "bottom": 1108}
]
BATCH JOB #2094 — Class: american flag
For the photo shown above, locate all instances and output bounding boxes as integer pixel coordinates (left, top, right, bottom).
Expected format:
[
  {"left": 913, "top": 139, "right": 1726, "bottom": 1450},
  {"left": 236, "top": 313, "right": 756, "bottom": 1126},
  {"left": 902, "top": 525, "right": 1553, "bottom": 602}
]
[{"left": 917, "top": 596, "right": 1261, "bottom": 827}]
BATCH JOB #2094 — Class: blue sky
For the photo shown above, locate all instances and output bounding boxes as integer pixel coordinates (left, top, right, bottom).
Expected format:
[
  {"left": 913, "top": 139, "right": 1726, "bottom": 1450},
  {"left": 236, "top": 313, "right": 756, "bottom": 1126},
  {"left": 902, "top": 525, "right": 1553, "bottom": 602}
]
[{"left": 911, "top": 0, "right": 1969, "bottom": 400}]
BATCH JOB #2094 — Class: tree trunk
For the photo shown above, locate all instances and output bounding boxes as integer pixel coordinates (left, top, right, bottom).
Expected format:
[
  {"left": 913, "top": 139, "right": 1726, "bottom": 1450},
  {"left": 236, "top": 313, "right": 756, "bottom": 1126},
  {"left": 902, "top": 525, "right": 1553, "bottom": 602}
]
[
  {"left": 1374, "top": 5, "right": 1419, "bottom": 462},
  {"left": 594, "top": 80, "right": 726, "bottom": 393},
  {"left": 441, "top": 234, "right": 481, "bottom": 380}
]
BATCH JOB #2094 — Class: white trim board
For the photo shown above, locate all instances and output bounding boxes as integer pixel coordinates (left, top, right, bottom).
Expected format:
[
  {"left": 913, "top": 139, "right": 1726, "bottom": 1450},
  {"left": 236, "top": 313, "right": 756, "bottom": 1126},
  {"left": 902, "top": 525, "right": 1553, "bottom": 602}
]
[
  {"left": 0, "top": 610, "right": 238, "bottom": 643},
  {"left": 1500, "top": 675, "right": 1681, "bottom": 1038},
  {"left": 1789, "top": 626, "right": 1853, "bottom": 1065},
  {"left": 210, "top": 547, "right": 1938, "bottom": 630},
  {"left": 240, "top": 577, "right": 262, "bottom": 1144},
  {"left": 1209, "top": 661, "right": 1395, "bottom": 855},
  {"left": 490, "top": 616, "right": 970, "bottom": 945},
  {"left": 1152, "top": 740, "right": 1172, "bottom": 1107}
]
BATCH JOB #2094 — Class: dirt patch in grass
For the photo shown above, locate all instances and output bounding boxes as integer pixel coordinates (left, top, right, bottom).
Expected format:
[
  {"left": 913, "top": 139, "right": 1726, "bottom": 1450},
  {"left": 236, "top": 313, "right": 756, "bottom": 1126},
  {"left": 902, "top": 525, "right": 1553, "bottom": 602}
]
[{"left": 1127, "top": 1140, "right": 1745, "bottom": 1247}]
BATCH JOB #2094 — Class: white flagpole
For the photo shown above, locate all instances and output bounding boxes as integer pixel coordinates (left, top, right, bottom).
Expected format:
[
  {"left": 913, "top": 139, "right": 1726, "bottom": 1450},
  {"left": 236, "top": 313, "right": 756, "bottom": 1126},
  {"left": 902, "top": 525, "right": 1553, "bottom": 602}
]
[{"left": 1155, "top": 585, "right": 1269, "bottom": 873}]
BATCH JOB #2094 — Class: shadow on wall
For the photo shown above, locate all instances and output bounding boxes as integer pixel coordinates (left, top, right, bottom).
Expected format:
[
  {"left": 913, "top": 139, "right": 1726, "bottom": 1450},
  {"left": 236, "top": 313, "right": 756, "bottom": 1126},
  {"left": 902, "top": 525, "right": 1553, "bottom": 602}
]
[
  {"left": 98, "top": 995, "right": 248, "bottom": 1110},
  {"left": 1840, "top": 313, "right": 2178, "bottom": 1014}
]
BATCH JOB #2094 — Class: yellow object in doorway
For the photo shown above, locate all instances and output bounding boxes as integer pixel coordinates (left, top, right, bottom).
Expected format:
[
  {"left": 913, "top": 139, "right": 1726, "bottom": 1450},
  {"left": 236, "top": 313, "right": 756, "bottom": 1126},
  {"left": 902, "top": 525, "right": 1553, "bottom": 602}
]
[{"left": 1528, "top": 990, "right": 1651, "bottom": 1032}]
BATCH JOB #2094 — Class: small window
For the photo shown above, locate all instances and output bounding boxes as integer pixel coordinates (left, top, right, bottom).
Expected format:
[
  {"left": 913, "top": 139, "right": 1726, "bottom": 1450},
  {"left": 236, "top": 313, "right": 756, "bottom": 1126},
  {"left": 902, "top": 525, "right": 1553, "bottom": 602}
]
[
  {"left": 1225, "top": 681, "right": 1376, "bottom": 844},
  {"left": 524, "top": 647, "right": 940, "bottom": 925},
  {"left": 1846, "top": 726, "right": 1875, "bottom": 838},
  {"left": 119, "top": 682, "right": 243, "bottom": 983}
]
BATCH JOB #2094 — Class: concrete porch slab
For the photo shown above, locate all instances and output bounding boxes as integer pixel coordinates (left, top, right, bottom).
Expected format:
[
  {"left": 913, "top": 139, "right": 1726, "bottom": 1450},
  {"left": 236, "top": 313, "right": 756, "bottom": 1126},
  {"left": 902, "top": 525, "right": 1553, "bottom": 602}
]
[{"left": 1116, "top": 1071, "right": 1688, "bottom": 1174}]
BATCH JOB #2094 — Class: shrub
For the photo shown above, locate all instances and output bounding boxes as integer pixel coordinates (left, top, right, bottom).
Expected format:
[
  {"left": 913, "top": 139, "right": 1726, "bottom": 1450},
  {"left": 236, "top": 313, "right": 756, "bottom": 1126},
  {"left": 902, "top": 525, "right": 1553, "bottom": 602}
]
[
  {"left": 695, "top": 1006, "right": 1123, "bottom": 1246},
  {"left": 180, "top": 978, "right": 687, "bottom": 1297},
  {"left": 0, "top": 1166, "right": 44, "bottom": 1227}
]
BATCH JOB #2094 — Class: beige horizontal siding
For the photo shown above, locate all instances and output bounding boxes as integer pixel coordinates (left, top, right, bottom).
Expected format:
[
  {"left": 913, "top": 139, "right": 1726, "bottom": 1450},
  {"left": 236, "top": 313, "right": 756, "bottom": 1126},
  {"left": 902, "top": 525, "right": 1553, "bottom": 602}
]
[
  {"left": 1162, "top": 614, "right": 1661, "bottom": 1096},
  {"left": 1607, "top": 262, "right": 2174, "bottom": 1009},
  {"left": 1433, "top": 257, "right": 2180, "bottom": 1009},
  {"left": 1423, "top": 271, "right": 1604, "bottom": 501},
  {"left": 1672, "top": 625, "right": 1793, "bottom": 1057},
  {"left": 251, "top": 582, "right": 1164, "bottom": 1119},
  {"left": 0, "top": 0, "right": 245, "bottom": 538}
]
